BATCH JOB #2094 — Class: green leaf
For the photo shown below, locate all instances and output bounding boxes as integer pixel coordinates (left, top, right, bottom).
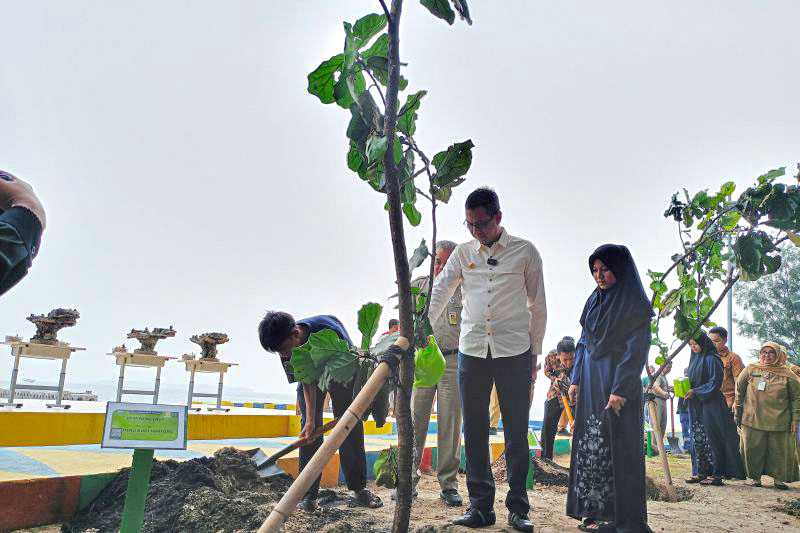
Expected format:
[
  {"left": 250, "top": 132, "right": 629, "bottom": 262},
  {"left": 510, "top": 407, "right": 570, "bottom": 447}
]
[
  {"left": 350, "top": 13, "right": 387, "bottom": 50},
  {"left": 289, "top": 344, "right": 322, "bottom": 384},
  {"left": 649, "top": 280, "right": 667, "bottom": 296},
  {"left": 787, "top": 231, "right": 800, "bottom": 247},
  {"left": 371, "top": 331, "right": 400, "bottom": 355},
  {"left": 358, "top": 302, "right": 383, "bottom": 350},
  {"left": 362, "top": 33, "right": 389, "bottom": 61},
  {"left": 374, "top": 446, "right": 399, "bottom": 488},
  {"left": 307, "top": 328, "right": 352, "bottom": 367},
  {"left": 398, "top": 90, "right": 427, "bottom": 136},
  {"left": 720, "top": 210, "right": 741, "bottom": 231},
  {"left": 392, "top": 135, "right": 404, "bottom": 165},
  {"left": 401, "top": 174, "right": 417, "bottom": 204},
  {"left": 333, "top": 69, "right": 366, "bottom": 109},
  {"left": 757, "top": 166, "right": 786, "bottom": 184},
  {"left": 307, "top": 54, "right": 345, "bottom": 104},
  {"left": 420, "top": 0, "right": 456, "bottom": 24},
  {"left": 434, "top": 186, "right": 452, "bottom": 203},
  {"left": 720, "top": 181, "right": 736, "bottom": 198},
  {"left": 319, "top": 349, "right": 359, "bottom": 391},
  {"left": 403, "top": 202, "right": 422, "bottom": 226},
  {"left": 367, "top": 58, "right": 409, "bottom": 90},
  {"left": 432, "top": 140, "right": 474, "bottom": 187},
  {"left": 409, "top": 239, "right": 429, "bottom": 270},
  {"left": 366, "top": 135, "right": 389, "bottom": 163},
  {"left": 347, "top": 142, "right": 366, "bottom": 173}
]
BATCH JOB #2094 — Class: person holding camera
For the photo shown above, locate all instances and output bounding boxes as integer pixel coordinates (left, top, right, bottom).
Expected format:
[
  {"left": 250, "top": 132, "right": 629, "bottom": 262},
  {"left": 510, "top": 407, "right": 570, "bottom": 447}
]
[{"left": 0, "top": 169, "right": 46, "bottom": 296}]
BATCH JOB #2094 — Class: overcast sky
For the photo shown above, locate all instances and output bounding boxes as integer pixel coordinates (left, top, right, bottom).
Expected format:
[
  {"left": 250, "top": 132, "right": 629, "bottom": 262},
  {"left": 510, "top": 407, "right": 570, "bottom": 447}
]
[{"left": 1, "top": 1, "right": 798, "bottom": 416}]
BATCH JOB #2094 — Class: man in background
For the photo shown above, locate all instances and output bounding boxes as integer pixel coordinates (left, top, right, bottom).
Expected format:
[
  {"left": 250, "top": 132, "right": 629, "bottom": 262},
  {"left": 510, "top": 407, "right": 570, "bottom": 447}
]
[
  {"left": 709, "top": 326, "right": 744, "bottom": 410},
  {"left": 408, "top": 240, "right": 463, "bottom": 507}
]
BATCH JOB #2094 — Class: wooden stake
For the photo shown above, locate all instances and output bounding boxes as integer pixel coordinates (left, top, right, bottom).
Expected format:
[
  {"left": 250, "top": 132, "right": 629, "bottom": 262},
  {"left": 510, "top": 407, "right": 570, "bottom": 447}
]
[
  {"left": 259, "top": 337, "right": 409, "bottom": 533},
  {"left": 647, "top": 400, "right": 677, "bottom": 501}
]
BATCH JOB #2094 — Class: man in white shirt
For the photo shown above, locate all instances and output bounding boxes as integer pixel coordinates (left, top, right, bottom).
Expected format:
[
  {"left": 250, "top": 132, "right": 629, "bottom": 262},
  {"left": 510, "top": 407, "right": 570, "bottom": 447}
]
[{"left": 427, "top": 187, "right": 546, "bottom": 532}]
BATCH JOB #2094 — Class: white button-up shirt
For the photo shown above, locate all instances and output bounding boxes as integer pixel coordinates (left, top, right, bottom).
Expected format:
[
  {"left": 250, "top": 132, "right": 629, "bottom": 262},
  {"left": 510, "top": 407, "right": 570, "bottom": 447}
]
[{"left": 427, "top": 228, "right": 547, "bottom": 358}]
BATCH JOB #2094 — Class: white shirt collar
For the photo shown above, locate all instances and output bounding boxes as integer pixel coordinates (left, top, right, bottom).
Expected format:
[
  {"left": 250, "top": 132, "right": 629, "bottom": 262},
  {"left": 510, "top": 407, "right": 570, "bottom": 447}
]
[{"left": 473, "top": 227, "right": 510, "bottom": 252}]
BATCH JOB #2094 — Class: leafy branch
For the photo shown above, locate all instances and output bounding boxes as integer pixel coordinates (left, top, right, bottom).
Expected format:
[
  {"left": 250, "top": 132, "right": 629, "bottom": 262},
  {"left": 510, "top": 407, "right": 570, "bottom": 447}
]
[{"left": 648, "top": 164, "right": 800, "bottom": 385}]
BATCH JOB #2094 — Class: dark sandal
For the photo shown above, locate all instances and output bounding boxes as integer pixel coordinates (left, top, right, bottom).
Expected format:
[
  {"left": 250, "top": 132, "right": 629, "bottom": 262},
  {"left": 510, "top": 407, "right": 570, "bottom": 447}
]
[
  {"left": 775, "top": 482, "right": 789, "bottom": 490},
  {"left": 748, "top": 479, "right": 762, "bottom": 487},
  {"left": 578, "top": 520, "right": 614, "bottom": 533},
  {"left": 354, "top": 488, "right": 383, "bottom": 508},
  {"left": 700, "top": 477, "right": 723, "bottom": 486}
]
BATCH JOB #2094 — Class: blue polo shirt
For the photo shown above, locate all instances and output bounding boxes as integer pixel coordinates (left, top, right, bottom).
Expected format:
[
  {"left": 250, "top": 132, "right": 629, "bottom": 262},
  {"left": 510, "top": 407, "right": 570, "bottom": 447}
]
[{"left": 282, "top": 315, "right": 353, "bottom": 384}]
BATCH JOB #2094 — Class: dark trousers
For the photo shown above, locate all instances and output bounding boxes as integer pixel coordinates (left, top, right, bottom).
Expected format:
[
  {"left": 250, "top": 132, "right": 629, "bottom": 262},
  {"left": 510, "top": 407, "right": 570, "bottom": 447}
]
[
  {"left": 540, "top": 396, "right": 563, "bottom": 459},
  {"left": 297, "top": 379, "right": 366, "bottom": 499},
  {"left": 459, "top": 349, "right": 532, "bottom": 515}
]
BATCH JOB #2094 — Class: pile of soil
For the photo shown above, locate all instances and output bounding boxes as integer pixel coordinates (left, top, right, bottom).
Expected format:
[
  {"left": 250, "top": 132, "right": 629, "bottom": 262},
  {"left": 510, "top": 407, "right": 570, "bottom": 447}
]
[
  {"left": 490, "top": 454, "right": 570, "bottom": 486},
  {"left": 64, "top": 448, "right": 290, "bottom": 532},
  {"left": 645, "top": 476, "right": 693, "bottom": 502},
  {"left": 777, "top": 497, "right": 800, "bottom": 517},
  {"left": 64, "top": 448, "right": 390, "bottom": 533}
]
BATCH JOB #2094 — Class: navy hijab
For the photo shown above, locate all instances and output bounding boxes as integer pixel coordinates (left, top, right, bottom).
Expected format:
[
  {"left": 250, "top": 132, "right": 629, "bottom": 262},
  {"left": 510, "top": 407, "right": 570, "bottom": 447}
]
[
  {"left": 692, "top": 331, "right": 720, "bottom": 359},
  {"left": 580, "top": 244, "right": 654, "bottom": 357}
]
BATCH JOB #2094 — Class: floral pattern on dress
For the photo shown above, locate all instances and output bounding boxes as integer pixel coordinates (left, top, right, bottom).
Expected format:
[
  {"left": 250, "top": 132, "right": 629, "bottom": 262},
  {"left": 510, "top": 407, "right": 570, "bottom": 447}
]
[
  {"left": 691, "top": 419, "right": 715, "bottom": 477},
  {"left": 573, "top": 413, "right": 615, "bottom": 517}
]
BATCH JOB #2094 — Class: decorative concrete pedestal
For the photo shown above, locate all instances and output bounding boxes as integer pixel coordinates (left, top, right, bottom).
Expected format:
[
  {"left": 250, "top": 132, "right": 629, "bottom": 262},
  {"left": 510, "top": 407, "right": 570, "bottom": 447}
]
[
  {"left": 183, "top": 358, "right": 237, "bottom": 412},
  {"left": 111, "top": 352, "right": 176, "bottom": 404},
  {"left": 2, "top": 340, "right": 86, "bottom": 409}
]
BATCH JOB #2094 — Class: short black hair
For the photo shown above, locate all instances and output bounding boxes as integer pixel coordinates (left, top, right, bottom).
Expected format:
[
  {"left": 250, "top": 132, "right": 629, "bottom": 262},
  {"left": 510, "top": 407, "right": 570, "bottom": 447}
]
[
  {"left": 388, "top": 319, "right": 399, "bottom": 328},
  {"left": 465, "top": 187, "right": 500, "bottom": 216},
  {"left": 709, "top": 326, "right": 728, "bottom": 341},
  {"left": 557, "top": 336, "right": 576, "bottom": 354},
  {"left": 258, "top": 311, "right": 296, "bottom": 352}
]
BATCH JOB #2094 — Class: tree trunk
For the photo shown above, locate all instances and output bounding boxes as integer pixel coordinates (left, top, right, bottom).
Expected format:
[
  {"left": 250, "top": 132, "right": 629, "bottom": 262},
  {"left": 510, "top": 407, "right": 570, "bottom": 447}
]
[{"left": 382, "top": 1, "right": 415, "bottom": 532}]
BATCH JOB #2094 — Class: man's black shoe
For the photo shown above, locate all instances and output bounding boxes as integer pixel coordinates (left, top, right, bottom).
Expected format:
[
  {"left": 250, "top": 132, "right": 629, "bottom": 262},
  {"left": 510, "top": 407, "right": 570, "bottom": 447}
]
[
  {"left": 452, "top": 507, "right": 496, "bottom": 528},
  {"left": 508, "top": 512, "right": 534, "bottom": 532},
  {"left": 440, "top": 489, "right": 463, "bottom": 507}
]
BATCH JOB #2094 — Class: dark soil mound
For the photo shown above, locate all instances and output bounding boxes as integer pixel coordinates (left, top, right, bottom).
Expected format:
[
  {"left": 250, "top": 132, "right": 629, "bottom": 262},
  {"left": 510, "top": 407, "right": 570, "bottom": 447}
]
[
  {"left": 645, "top": 476, "right": 693, "bottom": 502},
  {"left": 63, "top": 447, "right": 291, "bottom": 533},
  {"left": 777, "top": 497, "right": 800, "bottom": 517},
  {"left": 491, "top": 454, "right": 570, "bottom": 486}
]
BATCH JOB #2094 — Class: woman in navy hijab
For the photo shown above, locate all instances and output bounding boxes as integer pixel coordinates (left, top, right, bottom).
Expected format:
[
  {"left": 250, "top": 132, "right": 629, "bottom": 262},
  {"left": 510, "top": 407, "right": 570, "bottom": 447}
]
[
  {"left": 684, "top": 331, "right": 745, "bottom": 485},
  {"left": 567, "top": 245, "right": 652, "bottom": 533}
]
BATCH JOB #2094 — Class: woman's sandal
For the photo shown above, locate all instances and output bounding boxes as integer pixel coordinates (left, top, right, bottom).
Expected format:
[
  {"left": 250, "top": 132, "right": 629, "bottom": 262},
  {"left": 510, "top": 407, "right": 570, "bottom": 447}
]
[
  {"left": 578, "top": 519, "right": 614, "bottom": 532},
  {"left": 700, "top": 477, "right": 724, "bottom": 486},
  {"left": 354, "top": 488, "right": 383, "bottom": 508},
  {"left": 774, "top": 482, "right": 789, "bottom": 490},
  {"left": 685, "top": 476, "right": 707, "bottom": 484},
  {"left": 748, "top": 479, "right": 762, "bottom": 487}
]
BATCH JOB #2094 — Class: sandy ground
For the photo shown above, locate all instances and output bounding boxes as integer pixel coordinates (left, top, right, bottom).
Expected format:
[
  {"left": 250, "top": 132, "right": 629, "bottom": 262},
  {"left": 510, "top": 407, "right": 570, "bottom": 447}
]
[
  {"left": 15, "top": 454, "right": 800, "bottom": 532},
  {"left": 281, "top": 453, "right": 800, "bottom": 533}
]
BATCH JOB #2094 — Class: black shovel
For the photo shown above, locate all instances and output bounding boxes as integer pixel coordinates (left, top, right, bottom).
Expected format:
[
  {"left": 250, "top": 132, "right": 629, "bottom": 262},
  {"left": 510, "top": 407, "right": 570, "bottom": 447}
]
[{"left": 251, "top": 418, "right": 340, "bottom": 478}]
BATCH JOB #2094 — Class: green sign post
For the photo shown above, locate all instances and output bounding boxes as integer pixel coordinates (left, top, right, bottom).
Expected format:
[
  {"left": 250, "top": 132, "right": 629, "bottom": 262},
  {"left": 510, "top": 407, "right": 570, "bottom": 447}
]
[
  {"left": 120, "top": 448, "right": 155, "bottom": 533},
  {"left": 102, "top": 402, "right": 188, "bottom": 532}
]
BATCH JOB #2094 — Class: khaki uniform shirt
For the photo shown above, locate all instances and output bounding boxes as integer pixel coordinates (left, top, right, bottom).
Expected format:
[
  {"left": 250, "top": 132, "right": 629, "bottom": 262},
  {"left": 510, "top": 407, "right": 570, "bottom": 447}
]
[
  {"left": 735, "top": 365, "right": 800, "bottom": 432},
  {"left": 412, "top": 275, "right": 461, "bottom": 353}
]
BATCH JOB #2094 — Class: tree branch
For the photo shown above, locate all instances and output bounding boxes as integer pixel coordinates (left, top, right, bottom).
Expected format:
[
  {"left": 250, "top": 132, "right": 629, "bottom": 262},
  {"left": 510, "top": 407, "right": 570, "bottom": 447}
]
[
  {"left": 378, "top": 0, "right": 392, "bottom": 23},
  {"left": 649, "top": 272, "right": 740, "bottom": 385},
  {"left": 359, "top": 61, "right": 387, "bottom": 108}
]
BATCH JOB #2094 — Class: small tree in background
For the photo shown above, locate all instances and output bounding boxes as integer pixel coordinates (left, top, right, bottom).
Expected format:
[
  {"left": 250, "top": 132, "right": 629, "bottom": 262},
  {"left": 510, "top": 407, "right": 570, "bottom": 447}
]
[{"left": 735, "top": 245, "right": 800, "bottom": 362}]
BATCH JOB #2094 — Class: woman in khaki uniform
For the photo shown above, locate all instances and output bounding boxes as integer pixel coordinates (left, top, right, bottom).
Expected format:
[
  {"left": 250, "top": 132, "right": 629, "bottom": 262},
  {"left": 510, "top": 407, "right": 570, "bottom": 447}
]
[{"left": 735, "top": 342, "right": 800, "bottom": 489}]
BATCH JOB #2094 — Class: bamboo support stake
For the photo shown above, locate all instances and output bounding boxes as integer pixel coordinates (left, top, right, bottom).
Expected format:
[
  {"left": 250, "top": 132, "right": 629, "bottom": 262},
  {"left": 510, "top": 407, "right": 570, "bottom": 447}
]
[
  {"left": 647, "top": 400, "right": 677, "bottom": 501},
  {"left": 259, "top": 337, "right": 410, "bottom": 533}
]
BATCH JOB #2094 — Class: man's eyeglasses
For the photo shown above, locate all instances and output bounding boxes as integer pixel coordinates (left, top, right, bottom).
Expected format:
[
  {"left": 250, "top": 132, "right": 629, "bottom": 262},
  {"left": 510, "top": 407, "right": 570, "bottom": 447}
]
[{"left": 463, "top": 217, "right": 495, "bottom": 230}]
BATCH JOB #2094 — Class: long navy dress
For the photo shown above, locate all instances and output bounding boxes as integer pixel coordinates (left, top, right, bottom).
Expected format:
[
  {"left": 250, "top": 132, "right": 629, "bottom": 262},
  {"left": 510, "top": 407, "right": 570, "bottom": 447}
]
[
  {"left": 567, "top": 245, "right": 651, "bottom": 533},
  {"left": 686, "top": 335, "right": 745, "bottom": 479}
]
